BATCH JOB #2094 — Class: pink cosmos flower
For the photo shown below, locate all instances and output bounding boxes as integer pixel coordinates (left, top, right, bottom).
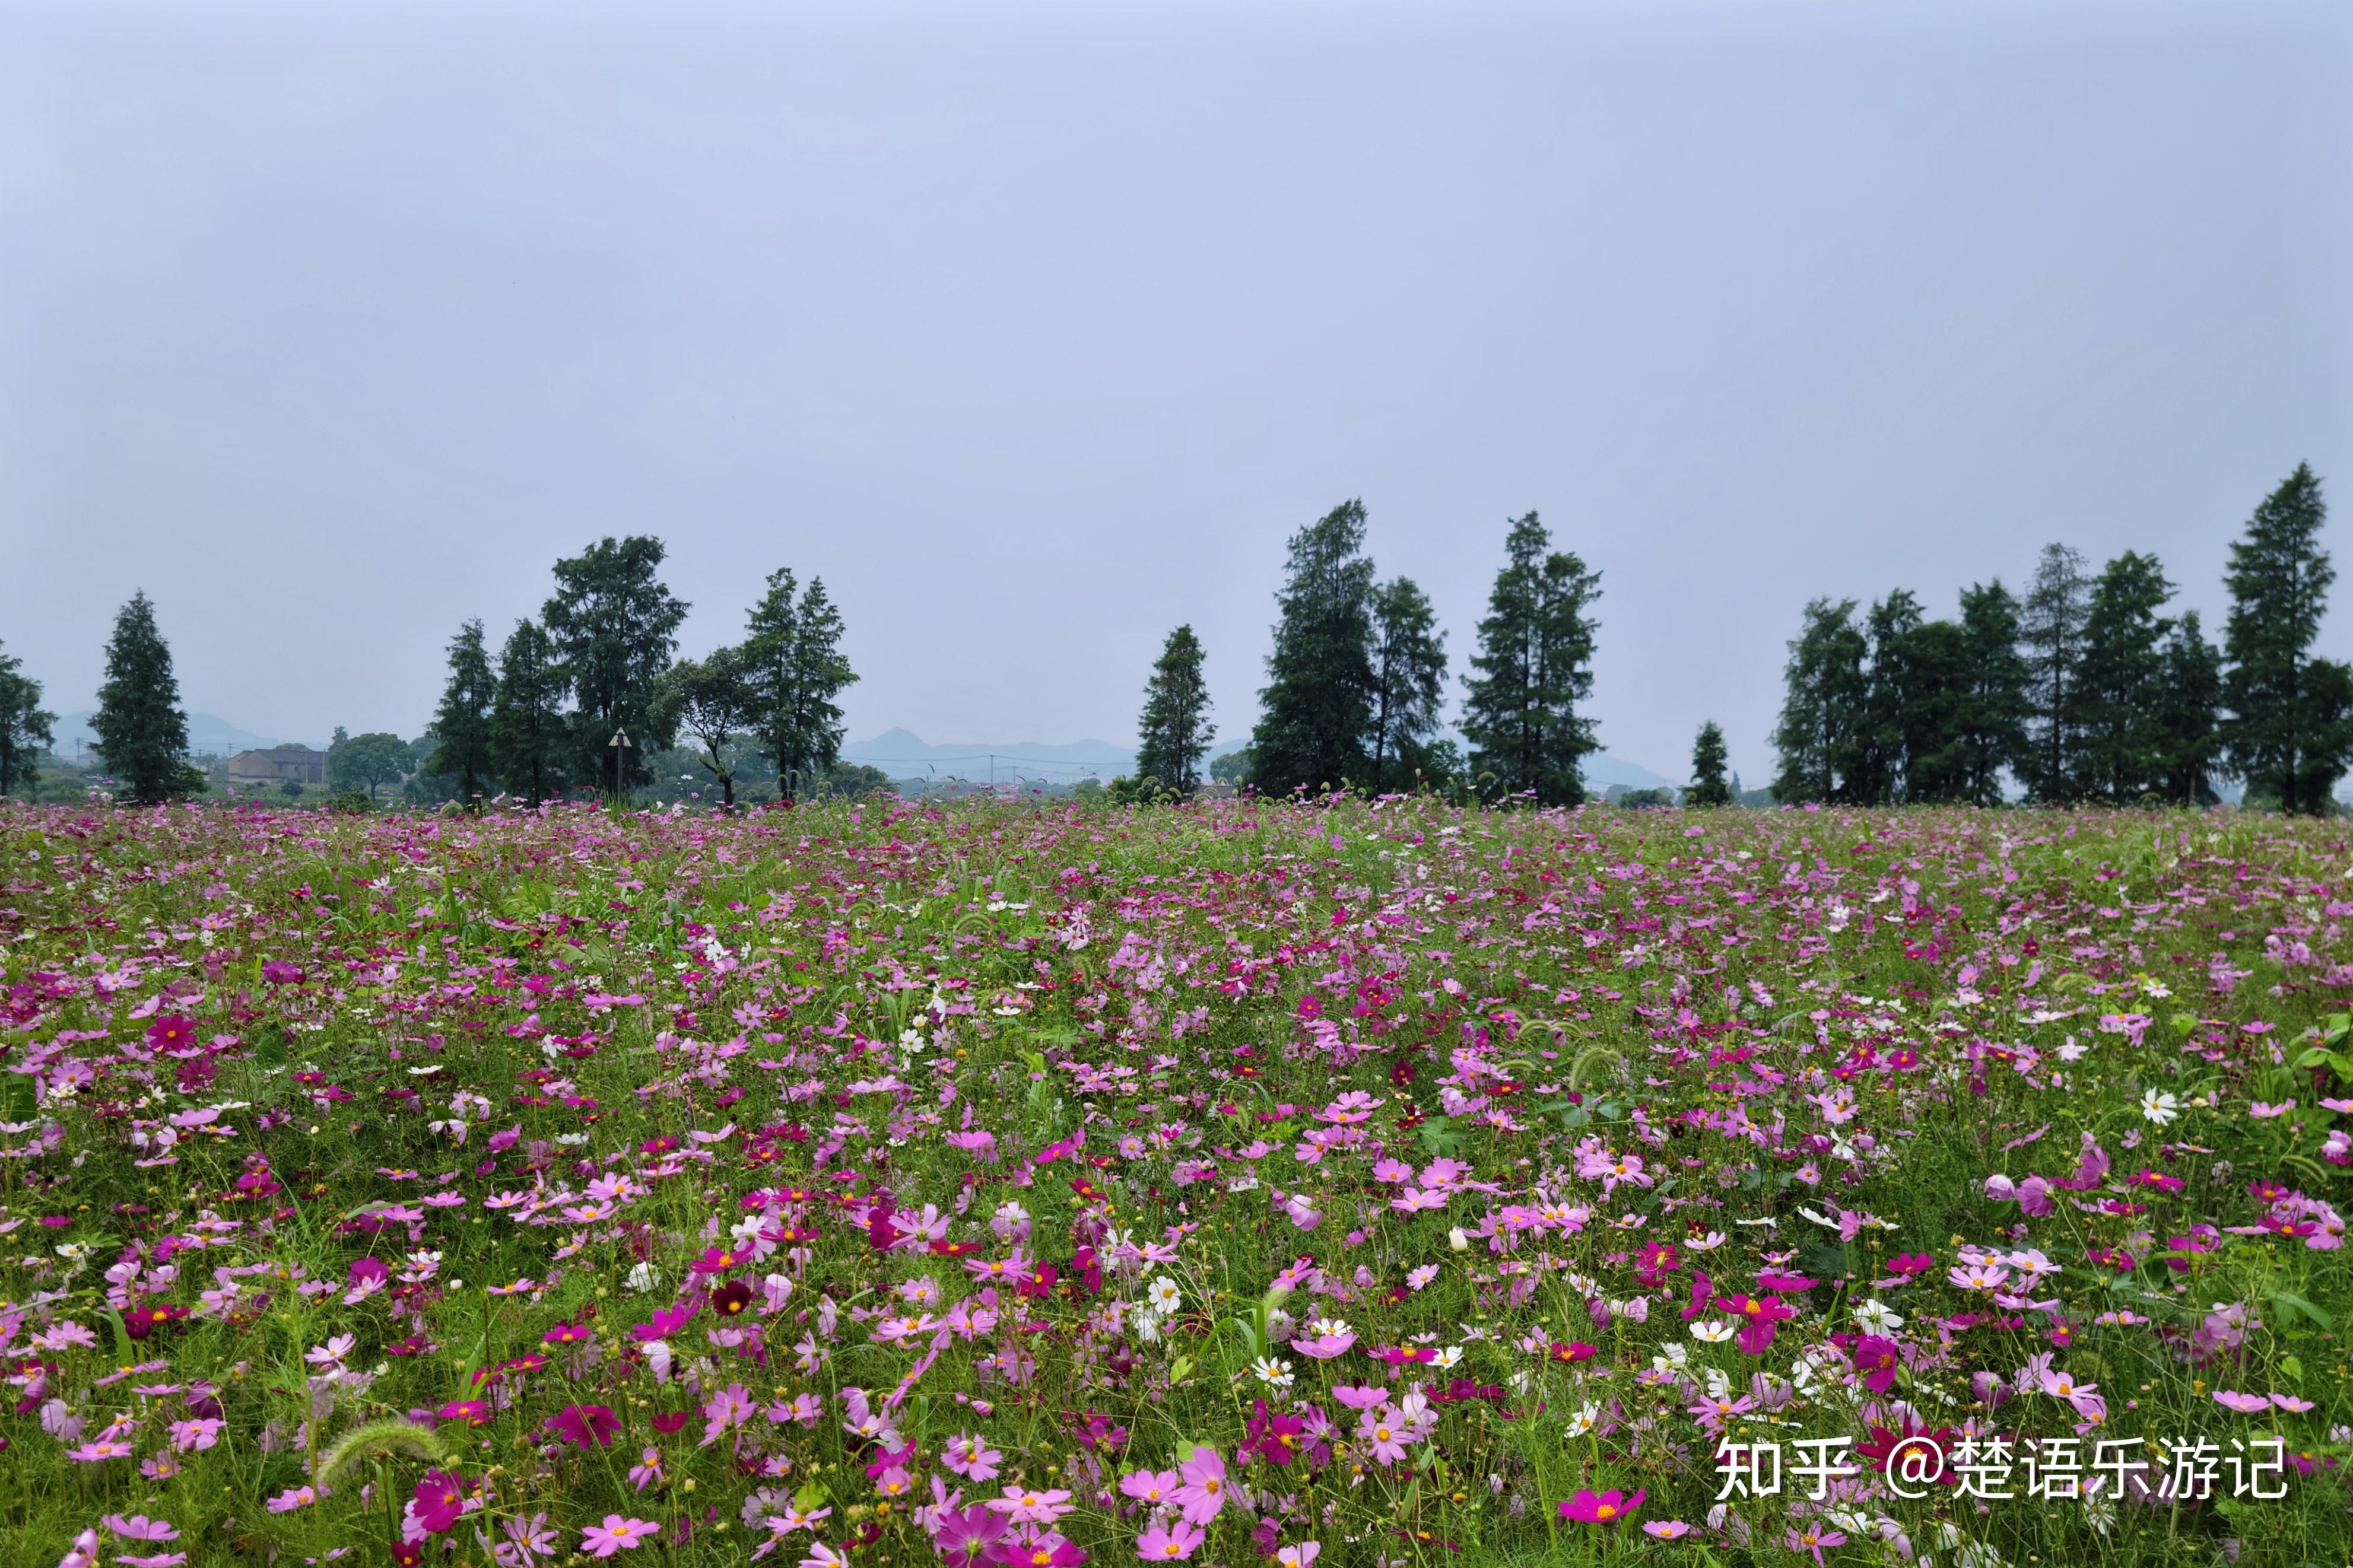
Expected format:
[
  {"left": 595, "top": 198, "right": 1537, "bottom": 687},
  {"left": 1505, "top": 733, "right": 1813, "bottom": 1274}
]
[
  {"left": 2272, "top": 1392, "right": 2317, "bottom": 1413},
  {"left": 985, "top": 1485, "right": 1075, "bottom": 1525},
  {"left": 103, "top": 1516, "right": 180, "bottom": 1541},
  {"left": 1642, "top": 1521, "right": 1692, "bottom": 1540},
  {"left": 580, "top": 1515, "right": 658, "bottom": 1557},
  {"left": 1173, "top": 1446, "right": 1230, "bottom": 1524},
  {"left": 1785, "top": 1525, "right": 1849, "bottom": 1565},
  {"left": 1357, "top": 1407, "right": 1409, "bottom": 1467},
  {"left": 942, "top": 1432, "right": 1004, "bottom": 1481},
  {"left": 1136, "top": 1520, "right": 1206, "bottom": 1560},
  {"left": 701, "top": 1382, "right": 755, "bottom": 1445},
  {"left": 1119, "top": 1469, "right": 1180, "bottom": 1505},
  {"left": 2214, "top": 1391, "right": 2273, "bottom": 1413}
]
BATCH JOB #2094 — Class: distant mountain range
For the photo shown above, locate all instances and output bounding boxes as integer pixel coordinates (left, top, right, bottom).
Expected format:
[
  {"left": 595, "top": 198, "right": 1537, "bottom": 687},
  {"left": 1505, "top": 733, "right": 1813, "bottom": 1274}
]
[
  {"left": 50, "top": 710, "right": 309, "bottom": 761},
  {"left": 839, "top": 729, "right": 1136, "bottom": 783},
  {"left": 842, "top": 727, "right": 1677, "bottom": 790}
]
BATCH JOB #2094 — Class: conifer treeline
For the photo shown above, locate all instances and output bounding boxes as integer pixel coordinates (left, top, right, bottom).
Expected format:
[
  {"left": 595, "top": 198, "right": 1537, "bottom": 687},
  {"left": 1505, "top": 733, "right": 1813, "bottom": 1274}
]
[
  {"left": 1131, "top": 501, "right": 1605, "bottom": 803},
  {"left": 1773, "top": 464, "right": 2351, "bottom": 812}
]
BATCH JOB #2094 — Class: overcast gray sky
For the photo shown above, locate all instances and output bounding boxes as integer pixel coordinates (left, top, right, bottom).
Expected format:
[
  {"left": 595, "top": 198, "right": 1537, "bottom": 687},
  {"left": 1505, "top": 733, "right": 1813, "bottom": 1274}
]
[{"left": 4, "top": 0, "right": 2348, "bottom": 781}]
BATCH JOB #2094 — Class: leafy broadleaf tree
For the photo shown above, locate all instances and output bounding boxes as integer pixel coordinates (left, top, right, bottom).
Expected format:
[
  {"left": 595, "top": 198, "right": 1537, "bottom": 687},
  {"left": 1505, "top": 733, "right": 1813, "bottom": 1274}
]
[
  {"left": 91, "top": 591, "right": 205, "bottom": 804},
  {"left": 742, "top": 569, "right": 858, "bottom": 803},
  {"left": 2019, "top": 543, "right": 2092, "bottom": 803},
  {"left": 2157, "top": 610, "right": 2224, "bottom": 806},
  {"left": 2222, "top": 464, "right": 2353, "bottom": 814},
  {"left": 1252, "top": 501, "right": 1377, "bottom": 795},
  {"left": 651, "top": 646, "right": 758, "bottom": 807},
  {"left": 0, "top": 640, "right": 56, "bottom": 800},
  {"left": 2076, "top": 551, "right": 2176, "bottom": 803},
  {"left": 1770, "top": 597, "right": 1866, "bottom": 804},
  {"left": 491, "top": 619, "right": 570, "bottom": 804},
  {"left": 426, "top": 618, "right": 497, "bottom": 806},
  {"left": 1365, "top": 578, "right": 1447, "bottom": 794},
  {"left": 1685, "top": 720, "right": 1733, "bottom": 807},
  {"left": 1134, "top": 625, "right": 1215, "bottom": 796},
  {"left": 542, "top": 536, "right": 690, "bottom": 796},
  {"left": 328, "top": 732, "right": 412, "bottom": 800},
  {"left": 1460, "top": 513, "right": 1602, "bottom": 805}
]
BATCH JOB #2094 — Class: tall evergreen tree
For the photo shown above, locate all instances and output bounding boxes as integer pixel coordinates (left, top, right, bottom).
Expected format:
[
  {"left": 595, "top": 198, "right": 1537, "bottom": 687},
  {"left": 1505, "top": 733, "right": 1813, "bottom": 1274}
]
[
  {"left": 0, "top": 640, "right": 56, "bottom": 800},
  {"left": 1847, "top": 590, "right": 1929, "bottom": 804},
  {"left": 91, "top": 591, "right": 204, "bottom": 804},
  {"left": 1134, "top": 625, "right": 1215, "bottom": 794},
  {"left": 742, "top": 569, "right": 858, "bottom": 803},
  {"left": 2019, "top": 543, "right": 2092, "bottom": 803},
  {"left": 652, "top": 646, "right": 757, "bottom": 807},
  {"left": 2156, "top": 610, "right": 2224, "bottom": 806},
  {"left": 1366, "top": 577, "right": 1447, "bottom": 793},
  {"left": 490, "top": 618, "right": 570, "bottom": 803},
  {"left": 2222, "top": 465, "right": 2353, "bottom": 814},
  {"left": 426, "top": 618, "right": 497, "bottom": 805},
  {"left": 1771, "top": 597, "right": 1866, "bottom": 804},
  {"left": 1460, "top": 512, "right": 1602, "bottom": 805},
  {"left": 1685, "top": 720, "right": 1733, "bottom": 807},
  {"left": 2075, "top": 551, "right": 2176, "bottom": 802},
  {"left": 541, "top": 536, "right": 689, "bottom": 794},
  {"left": 1252, "top": 500, "right": 1378, "bottom": 794},
  {"left": 1891, "top": 615, "right": 1972, "bottom": 803},
  {"left": 1944, "top": 581, "right": 2030, "bottom": 806}
]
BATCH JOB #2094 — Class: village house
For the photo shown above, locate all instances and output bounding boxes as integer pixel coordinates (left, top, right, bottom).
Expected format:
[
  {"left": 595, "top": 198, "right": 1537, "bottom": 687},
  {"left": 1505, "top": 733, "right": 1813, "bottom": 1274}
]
[{"left": 227, "top": 747, "right": 326, "bottom": 786}]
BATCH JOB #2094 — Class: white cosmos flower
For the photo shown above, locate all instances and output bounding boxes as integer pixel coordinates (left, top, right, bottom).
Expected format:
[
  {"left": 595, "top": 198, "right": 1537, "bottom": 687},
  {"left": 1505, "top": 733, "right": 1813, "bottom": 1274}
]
[
  {"left": 1691, "top": 1320, "right": 1738, "bottom": 1344},
  {"left": 1430, "top": 1346, "right": 1463, "bottom": 1369},
  {"left": 1251, "top": 1356, "right": 1295, "bottom": 1389},
  {"left": 1566, "top": 1401, "right": 1600, "bottom": 1436},
  {"left": 2141, "top": 1089, "right": 2181, "bottom": 1126},
  {"left": 1145, "top": 1277, "right": 1182, "bottom": 1313},
  {"left": 1852, "top": 1298, "right": 1904, "bottom": 1332}
]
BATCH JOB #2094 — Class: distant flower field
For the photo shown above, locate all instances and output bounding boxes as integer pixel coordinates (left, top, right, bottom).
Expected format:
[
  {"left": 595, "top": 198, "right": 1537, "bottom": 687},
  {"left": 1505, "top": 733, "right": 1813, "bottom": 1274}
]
[{"left": 0, "top": 796, "right": 2348, "bottom": 1567}]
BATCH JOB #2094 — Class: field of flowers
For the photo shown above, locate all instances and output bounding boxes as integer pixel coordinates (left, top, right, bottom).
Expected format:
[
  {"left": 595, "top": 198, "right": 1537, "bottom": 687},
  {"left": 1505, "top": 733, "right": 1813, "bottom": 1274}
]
[{"left": 1, "top": 794, "right": 2349, "bottom": 1568}]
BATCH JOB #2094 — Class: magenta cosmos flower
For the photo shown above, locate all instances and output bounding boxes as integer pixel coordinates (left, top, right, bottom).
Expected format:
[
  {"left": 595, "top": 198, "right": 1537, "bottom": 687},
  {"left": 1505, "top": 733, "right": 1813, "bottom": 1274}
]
[
  {"left": 1558, "top": 1488, "right": 1644, "bottom": 1525},
  {"left": 546, "top": 1404, "right": 621, "bottom": 1448}
]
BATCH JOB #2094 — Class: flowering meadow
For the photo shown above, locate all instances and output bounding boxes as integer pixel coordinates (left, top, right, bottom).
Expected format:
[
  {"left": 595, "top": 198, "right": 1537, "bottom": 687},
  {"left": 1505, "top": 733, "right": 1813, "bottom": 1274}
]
[{"left": 2, "top": 795, "right": 2350, "bottom": 1568}]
